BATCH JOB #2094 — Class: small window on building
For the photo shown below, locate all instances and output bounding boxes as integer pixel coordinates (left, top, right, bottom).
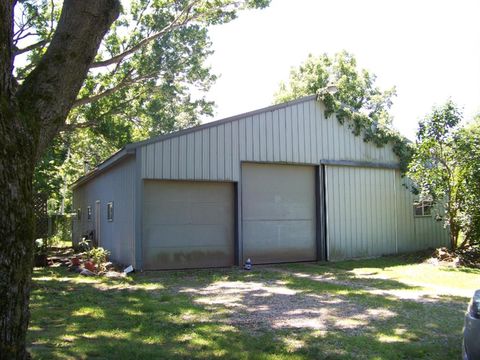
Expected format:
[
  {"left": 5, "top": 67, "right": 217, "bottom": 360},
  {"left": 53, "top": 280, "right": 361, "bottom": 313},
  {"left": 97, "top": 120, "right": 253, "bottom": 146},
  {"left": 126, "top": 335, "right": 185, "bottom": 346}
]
[
  {"left": 77, "top": 208, "right": 82, "bottom": 221},
  {"left": 87, "top": 206, "right": 92, "bottom": 221},
  {"left": 414, "top": 200, "right": 432, "bottom": 217},
  {"left": 107, "top": 202, "right": 114, "bottom": 222}
]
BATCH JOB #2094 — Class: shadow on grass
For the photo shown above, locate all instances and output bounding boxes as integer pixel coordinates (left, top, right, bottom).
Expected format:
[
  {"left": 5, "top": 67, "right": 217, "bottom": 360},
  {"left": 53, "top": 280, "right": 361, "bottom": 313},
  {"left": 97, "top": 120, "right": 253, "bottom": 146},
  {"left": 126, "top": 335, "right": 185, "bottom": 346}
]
[
  {"left": 28, "top": 264, "right": 465, "bottom": 360},
  {"left": 259, "top": 270, "right": 464, "bottom": 360},
  {"left": 29, "top": 267, "right": 286, "bottom": 360},
  {"left": 277, "top": 263, "right": 421, "bottom": 291},
  {"left": 440, "top": 266, "right": 480, "bottom": 275}
]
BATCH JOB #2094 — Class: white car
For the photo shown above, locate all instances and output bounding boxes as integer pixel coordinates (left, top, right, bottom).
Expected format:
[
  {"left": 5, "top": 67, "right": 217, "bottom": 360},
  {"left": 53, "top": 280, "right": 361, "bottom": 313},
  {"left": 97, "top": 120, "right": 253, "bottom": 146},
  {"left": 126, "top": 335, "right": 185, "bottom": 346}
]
[{"left": 464, "top": 290, "right": 480, "bottom": 360}]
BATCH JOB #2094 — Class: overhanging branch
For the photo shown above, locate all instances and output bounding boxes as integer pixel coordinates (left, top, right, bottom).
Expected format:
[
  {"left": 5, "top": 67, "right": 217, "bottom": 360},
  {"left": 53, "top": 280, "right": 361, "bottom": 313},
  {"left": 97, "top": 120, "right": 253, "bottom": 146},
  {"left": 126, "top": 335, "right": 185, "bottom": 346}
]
[
  {"left": 64, "top": 93, "right": 143, "bottom": 131},
  {"left": 90, "top": 1, "right": 198, "bottom": 69},
  {"left": 14, "top": 39, "right": 49, "bottom": 56},
  {"left": 73, "top": 81, "right": 132, "bottom": 108},
  {"left": 72, "top": 73, "right": 149, "bottom": 108}
]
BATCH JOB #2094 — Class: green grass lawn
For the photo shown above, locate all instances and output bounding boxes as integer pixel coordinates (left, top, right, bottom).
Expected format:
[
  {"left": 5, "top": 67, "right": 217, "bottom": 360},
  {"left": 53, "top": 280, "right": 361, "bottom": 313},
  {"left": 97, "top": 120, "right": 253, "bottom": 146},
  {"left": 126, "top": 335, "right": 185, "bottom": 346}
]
[{"left": 28, "top": 254, "right": 478, "bottom": 359}]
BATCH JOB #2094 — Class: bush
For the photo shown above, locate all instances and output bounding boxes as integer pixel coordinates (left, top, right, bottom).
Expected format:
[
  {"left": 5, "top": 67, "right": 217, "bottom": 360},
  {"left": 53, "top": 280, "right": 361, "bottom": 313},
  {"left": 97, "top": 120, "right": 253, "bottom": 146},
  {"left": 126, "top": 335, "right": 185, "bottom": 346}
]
[{"left": 87, "top": 247, "right": 111, "bottom": 273}]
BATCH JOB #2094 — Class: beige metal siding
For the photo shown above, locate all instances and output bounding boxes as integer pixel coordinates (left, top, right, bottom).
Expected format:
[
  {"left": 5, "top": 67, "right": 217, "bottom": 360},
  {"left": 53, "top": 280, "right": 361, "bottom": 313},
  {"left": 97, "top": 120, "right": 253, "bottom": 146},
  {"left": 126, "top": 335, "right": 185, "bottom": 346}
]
[
  {"left": 326, "top": 166, "right": 397, "bottom": 260},
  {"left": 72, "top": 157, "right": 136, "bottom": 266},
  {"left": 326, "top": 166, "right": 450, "bottom": 260},
  {"left": 242, "top": 163, "right": 316, "bottom": 264},
  {"left": 395, "top": 172, "right": 450, "bottom": 252},
  {"left": 140, "top": 99, "right": 398, "bottom": 181},
  {"left": 142, "top": 180, "right": 234, "bottom": 269}
]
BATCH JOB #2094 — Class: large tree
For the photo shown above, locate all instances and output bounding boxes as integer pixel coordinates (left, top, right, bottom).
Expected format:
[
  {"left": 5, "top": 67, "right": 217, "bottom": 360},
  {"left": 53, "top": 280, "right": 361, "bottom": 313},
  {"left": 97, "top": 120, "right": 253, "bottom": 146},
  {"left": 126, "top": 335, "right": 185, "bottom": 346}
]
[
  {"left": 407, "top": 101, "right": 464, "bottom": 249},
  {"left": 0, "top": 0, "right": 269, "bottom": 358}
]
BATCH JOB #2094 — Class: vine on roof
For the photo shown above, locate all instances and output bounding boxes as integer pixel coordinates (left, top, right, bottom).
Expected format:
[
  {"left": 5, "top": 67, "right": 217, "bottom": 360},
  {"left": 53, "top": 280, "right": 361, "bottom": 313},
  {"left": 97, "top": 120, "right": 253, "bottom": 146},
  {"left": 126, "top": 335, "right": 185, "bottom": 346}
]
[{"left": 320, "top": 91, "right": 413, "bottom": 174}]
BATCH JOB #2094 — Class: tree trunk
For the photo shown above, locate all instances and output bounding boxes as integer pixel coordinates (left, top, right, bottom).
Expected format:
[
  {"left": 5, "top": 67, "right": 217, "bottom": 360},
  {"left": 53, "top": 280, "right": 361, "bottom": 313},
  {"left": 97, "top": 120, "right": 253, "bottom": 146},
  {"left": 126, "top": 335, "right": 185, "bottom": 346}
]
[
  {"left": 459, "top": 234, "right": 470, "bottom": 249},
  {"left": 0, "top": 1, "right": 120, "bottom": 358},
  {"left": 449, "top": 217, "right": 459, "bottom": 250},
  {"left": 0, "top": 108, "right": 36, "bottom": 359},
  {"left": 0, "top": 1, "right": 34, "bottom": 355}
]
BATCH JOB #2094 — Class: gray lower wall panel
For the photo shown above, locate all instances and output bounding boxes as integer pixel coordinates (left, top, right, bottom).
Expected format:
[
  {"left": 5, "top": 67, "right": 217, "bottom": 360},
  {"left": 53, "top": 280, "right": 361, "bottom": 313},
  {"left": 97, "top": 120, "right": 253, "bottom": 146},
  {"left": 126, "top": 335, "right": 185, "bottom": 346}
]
[
  {"left": 242, "top": 163, "right": 316, "bottom": 264},
  {"left": 142, "top": 180, "right": 234, "bottom": 269}
]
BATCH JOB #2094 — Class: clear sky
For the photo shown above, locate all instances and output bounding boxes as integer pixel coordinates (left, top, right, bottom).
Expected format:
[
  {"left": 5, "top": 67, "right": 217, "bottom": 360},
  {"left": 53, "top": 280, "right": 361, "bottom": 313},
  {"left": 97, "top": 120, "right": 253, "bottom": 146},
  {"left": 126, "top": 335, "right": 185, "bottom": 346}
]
[{"left": 202, "top": 0, "right": 480, "bottom": 139}]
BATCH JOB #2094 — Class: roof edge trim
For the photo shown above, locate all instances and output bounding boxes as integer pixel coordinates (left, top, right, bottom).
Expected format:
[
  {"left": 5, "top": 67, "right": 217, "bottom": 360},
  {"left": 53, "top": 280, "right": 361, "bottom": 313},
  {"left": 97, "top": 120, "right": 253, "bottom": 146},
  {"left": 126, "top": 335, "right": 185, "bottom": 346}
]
[
  {"left": 321, "top": 159, "right": 400, "bottom": 169},
  {"left": 71, "top": 147, "right": 136, "bottom": 189}
]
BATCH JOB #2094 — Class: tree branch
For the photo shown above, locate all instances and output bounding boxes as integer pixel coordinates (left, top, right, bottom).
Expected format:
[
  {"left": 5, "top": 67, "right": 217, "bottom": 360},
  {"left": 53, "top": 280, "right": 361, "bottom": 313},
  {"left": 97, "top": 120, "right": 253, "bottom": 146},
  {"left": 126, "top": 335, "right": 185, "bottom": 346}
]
[
  {"left": 90, "top": 1, "right": 199, "bottom": 69},
  {"left": 13, "top": 5, "right": 36, "bottom": 44},
  {"left": 64, "top": 95, "right": 141, "bottom": 131},
  {"left": 127, "top": 0, "right": 151, "bottom": 48},
  {"left": 72, "top": 75, "right": 138, "bottom": 108},
  {"left": 13, "top": 31, "right": 38, "bottom": 44},
  {"left": 49, "top": 0, "right": 55, "bottom": 36},
  {"left": 16, "top": 0, "right": 121, "bottom": 160},
  {"left": 14, "top": 39, "right": 48, "bottom": 55}
]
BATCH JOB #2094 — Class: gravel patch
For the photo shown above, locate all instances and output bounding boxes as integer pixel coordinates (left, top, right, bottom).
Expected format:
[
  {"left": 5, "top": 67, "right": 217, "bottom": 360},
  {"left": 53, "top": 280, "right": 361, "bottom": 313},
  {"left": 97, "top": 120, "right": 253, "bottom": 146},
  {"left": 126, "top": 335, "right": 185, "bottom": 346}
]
[{"left": 178, "top": 277, "right": 395, "bottom": 331}]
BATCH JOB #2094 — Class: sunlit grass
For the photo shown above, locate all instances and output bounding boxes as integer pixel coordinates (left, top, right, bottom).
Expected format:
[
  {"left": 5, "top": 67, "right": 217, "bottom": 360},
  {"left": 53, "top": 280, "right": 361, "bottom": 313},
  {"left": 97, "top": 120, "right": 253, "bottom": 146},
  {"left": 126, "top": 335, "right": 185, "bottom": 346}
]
[
  {"left": 72, "top": 307, "right": 105, "bottom": 319},
  {"left": 361, "top": 262, "right": 480, "bottom": 291},
  {"left": 285, "top": 254, "right": 479, "bottom": 295}
]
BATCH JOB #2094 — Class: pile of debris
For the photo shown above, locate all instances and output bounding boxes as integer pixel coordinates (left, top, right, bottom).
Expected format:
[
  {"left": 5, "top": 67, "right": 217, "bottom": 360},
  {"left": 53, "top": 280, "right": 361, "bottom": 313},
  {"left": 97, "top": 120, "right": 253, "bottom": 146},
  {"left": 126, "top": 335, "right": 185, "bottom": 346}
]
[
  {"left": 454, "top": 246, "right": 480, "bottom": 268},
  {"left": 46, "top": 247, "right": 134, "bottom": 277},
  {"left": 428, "top": 246, "right": 480, "bottom": 268},
  {"left": 68, "top": 255, "right": 135, "bottom": 278}
]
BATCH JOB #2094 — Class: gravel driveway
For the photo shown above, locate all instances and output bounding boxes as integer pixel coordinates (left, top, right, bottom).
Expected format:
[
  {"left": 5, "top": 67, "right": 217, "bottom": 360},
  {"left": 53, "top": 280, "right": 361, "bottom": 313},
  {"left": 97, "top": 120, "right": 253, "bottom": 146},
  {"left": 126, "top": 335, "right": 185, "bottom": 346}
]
[{"left": 177, "top": 267, "right": 413, "bottom": 331}]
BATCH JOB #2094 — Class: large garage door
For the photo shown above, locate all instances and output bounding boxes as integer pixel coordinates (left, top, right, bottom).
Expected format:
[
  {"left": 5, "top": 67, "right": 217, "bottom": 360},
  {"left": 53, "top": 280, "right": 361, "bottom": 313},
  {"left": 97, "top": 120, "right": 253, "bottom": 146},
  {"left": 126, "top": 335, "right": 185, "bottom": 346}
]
[
  {"left": 143, "top": 180, "right": 234, "bottom": 269},
  {"left": 242, "top": 163, "right": 317, "bottom": 264}
]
